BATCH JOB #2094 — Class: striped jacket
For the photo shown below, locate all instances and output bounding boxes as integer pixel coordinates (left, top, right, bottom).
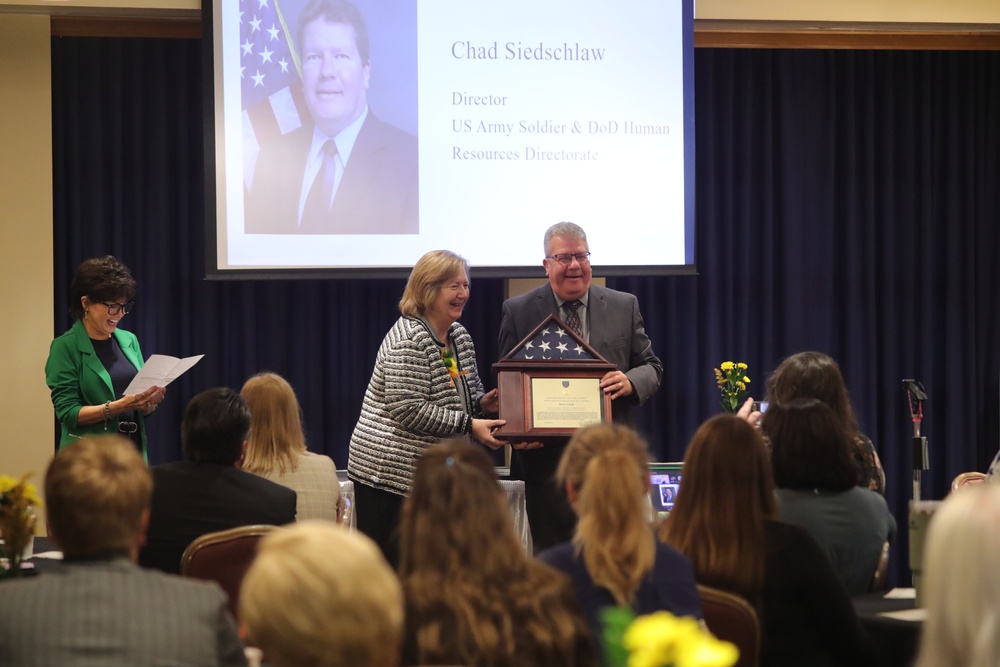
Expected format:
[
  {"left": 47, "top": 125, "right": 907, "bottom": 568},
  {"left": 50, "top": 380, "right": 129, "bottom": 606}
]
[{"left": 348, "top": 316, "right": 486, "bottom": 495}]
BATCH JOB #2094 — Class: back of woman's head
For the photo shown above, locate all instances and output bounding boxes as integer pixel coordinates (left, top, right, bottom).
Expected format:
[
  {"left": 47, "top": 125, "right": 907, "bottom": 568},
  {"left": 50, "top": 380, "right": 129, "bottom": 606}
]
[
  {"left": 763, "top": 398, "right": 858, "bottom": 492},
  {"left": 400, "top": 438, "right": 523, "bottom": 579},
  {"left": 915, "top": 486, "right": 1000, "bottom": 667},
  {"left": 557, "top": 423, "right": 655, "bottom": 606},
  {"left": 765, "top": 351, "right": 859, "bottom": 435},
  {"left": 240, "top": 372, "right": 307, "bottom": 475},
  {"left": 240, "top": 521, "right": 403, "bottom": 667},
  {"left": 659, "top": 415, "right": 776, "bottom": 600},
  {"left": 401, "top": 439, "right": 591, "bottom": 666}
]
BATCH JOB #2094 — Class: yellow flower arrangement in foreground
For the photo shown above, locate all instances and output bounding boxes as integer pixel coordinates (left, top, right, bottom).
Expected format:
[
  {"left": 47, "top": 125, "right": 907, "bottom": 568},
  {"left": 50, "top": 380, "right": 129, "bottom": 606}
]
[
  {"left": 0, "top": 473, "right": 42, "bottom": 577},
  {"left": 604, "top": 607, "right": 738, "bottom": 667},
  {"left": 714, "top": 361, "right": 751, "bottom": 413}
]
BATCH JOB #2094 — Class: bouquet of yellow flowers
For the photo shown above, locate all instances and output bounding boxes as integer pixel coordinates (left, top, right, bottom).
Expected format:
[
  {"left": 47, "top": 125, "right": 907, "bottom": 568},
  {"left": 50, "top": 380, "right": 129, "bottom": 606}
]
[
  {"left": 0, "top": 473, "right": 42, "bottom": 577},
  {"left": 714, "top": 361, "right": 750, "bottom": 414},
  {"left": 603, "top": 607, "right": 738, "bottom": 667}
]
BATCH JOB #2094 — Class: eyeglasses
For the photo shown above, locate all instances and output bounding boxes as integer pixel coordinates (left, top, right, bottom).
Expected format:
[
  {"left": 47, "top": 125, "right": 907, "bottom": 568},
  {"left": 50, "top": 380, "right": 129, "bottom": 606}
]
[
  {"left": 92, "top": 299, "right": 134, "bottom": 316},
  {"left": 546, "top": 252, "right": 591, "bottom": 266}
]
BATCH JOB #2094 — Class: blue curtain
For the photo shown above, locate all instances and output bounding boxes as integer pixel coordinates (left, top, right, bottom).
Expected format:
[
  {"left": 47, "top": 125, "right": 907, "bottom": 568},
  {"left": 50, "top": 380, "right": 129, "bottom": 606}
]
[{"left": 51, "top": 39, "right": 1000, "bottom": 584}]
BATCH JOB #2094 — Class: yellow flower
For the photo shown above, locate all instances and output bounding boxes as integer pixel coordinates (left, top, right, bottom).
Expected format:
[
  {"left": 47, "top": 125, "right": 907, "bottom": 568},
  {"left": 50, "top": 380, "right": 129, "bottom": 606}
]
[
  {"left": 622, "top": 612, "right": 737, "bottom": 667},
  {"left": 0, "top": 475, "right": 18, "bottom": 494},
  {"left": 715, "top": 361, "right": 752, "bottom": 414},
  {"left": 675, "top": 635, "right": 740, "bottom": 667}
]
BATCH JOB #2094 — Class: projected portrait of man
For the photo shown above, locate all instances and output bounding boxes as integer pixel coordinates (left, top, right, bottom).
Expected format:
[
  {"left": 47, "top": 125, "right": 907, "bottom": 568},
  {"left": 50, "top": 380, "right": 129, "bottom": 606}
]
[{"left": 244, "top": 0, "right": 418, "bottom": 235}]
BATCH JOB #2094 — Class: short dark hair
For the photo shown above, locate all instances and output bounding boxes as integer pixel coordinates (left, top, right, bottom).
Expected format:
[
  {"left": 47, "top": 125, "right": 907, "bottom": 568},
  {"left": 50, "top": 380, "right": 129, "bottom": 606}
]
[
  {"left": 181, "top": 388, "right": 251, "bottom": 465},
  {"left": 765, "top": 351, "right": 860, "bottom": 436},
  {"left": 763, "top": 398, "right": 859, "bottom": 492},
  {"left": 296, "top": 0, "right": 370, "bottom": 65},
  {"left": 69, "top": 256, "right": 137, "bottom": 320}
]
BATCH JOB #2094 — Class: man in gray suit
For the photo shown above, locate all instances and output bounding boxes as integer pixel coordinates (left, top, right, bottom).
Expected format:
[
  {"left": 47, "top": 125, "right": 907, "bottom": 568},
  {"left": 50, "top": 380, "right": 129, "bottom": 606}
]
[
  {"left": 0, "top": 436, "right": 246, "bottom": 666},
  {"left": 499, "top": 221, "right": 663, "bottom": 550}
]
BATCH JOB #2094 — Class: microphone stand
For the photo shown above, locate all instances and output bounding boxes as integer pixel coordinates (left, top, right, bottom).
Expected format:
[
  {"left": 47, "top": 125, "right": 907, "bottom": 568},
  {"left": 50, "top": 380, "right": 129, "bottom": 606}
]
[{"left": 903, "top": 379, "right": 929, "bottom": 501}]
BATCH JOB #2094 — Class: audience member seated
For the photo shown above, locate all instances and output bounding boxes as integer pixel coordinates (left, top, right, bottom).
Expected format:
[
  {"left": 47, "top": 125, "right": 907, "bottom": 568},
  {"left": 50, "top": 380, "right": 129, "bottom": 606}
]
[
  {"left": 240, "top": 371, "right": 341, "bottom": 521},
  {"left": 398, "top": 438, "right": 597, "bottom": 667},
  {"left": 240, "top": 521, "right": 402, "bottom": 667},
  {"left": 0, "top": 436, "right": 246, "bottom": 666},
  {"left": 139, "top": 387, "right": 297, "bottom": 574},
  {"left": 659, "top": 415, "right": 876, "bottom": 667},
  {"left": 763, "top": 399, "right": 896, "bottom": 595},
  {"left": 537, "top": 423, "right": 701, "bottom": 657},
  {"left": 764, "top": 351, "right": 886, "bottom": 494},
  {"left": 914, "top": 484, "right": 1000, "bottom": 667}
]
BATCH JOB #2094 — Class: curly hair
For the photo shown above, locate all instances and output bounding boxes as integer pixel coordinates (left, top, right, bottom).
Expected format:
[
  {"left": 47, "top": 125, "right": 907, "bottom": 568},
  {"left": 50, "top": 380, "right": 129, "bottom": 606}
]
[
  {"left": 69, "top": 255, "right": 136, "bottom": 320},
  {"left": 399, "top": 439, "right": 596, "bottom": 667}
]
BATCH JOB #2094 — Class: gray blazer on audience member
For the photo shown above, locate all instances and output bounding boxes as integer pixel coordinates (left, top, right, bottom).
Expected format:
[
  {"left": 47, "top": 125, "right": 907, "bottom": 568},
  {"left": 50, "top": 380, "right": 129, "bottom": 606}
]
[{"left": 0, "top": 557, "right": 246, "bottom": 666}]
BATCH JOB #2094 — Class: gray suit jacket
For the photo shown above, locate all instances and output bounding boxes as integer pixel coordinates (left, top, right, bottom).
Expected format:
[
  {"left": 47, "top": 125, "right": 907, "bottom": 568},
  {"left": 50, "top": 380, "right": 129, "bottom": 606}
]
[
  {"left": 499, "top": 283, "right": 663, "bottom": 426},
  {"left": 0, "top": 557, "right": 246, "bottom": 666},
  {"left": 499, "top": 283, "right": 662, "bottom": 482}
]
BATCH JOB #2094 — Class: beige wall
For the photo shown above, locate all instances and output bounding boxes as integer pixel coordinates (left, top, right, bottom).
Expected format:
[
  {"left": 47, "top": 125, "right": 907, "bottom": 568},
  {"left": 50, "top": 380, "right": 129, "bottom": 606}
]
[
  {"left": 0, "top": 15, "right": 54, "bottom": 534},
  {"left": 0, "top": 0, "right": 998, "bottom": 23}
]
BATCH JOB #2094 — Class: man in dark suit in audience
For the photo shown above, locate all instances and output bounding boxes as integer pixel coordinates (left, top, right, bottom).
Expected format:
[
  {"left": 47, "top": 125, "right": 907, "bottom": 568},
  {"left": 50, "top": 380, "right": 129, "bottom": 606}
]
[
  {"left": 139, "top": 387, "right": 297, "bottom": 574},
  {"left": 499, "top": 221, "right": 663, "bottom": 551},
  {"left": 0, "top": 436, "right": 247, "bottom": 666}
]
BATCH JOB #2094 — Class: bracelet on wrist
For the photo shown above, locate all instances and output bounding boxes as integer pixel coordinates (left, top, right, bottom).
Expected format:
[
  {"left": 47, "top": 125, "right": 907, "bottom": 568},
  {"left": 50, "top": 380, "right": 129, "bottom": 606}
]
[{"left": 103, "top": 400, "right": 111, "bottom": 430}]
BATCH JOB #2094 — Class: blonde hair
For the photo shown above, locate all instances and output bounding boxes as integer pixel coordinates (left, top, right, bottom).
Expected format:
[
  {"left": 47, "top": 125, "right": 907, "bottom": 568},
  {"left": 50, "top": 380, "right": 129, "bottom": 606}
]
[
  {"left": 240, "top": 521, "right": 403, "bottom": 667},
  {"left": 398, "top": 250, "right": 470, "bottom": 317},
  {"left": 915, "top": 485, "right": 1000, "bottom": 667},
  {"left": 240, "top": 372, "right": 308, "bottom": 475},
  {"left": 45, "top": 436, "right": 151, "bottom": 557},
  {"left": 557, "top": 423, "right": 656, "bottom": 606}
]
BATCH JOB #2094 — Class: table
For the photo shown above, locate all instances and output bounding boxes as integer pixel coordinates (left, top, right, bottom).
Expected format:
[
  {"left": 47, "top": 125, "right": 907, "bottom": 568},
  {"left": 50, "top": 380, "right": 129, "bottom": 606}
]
[
  {"left": 498, "top": 479, "right": 532, "bottom": 555},
  {"left": 338, "top": 474, "right": 532, "bottom": 555},
  {"left": 852, "top": 591, "right": 922, "bottom": 667}
]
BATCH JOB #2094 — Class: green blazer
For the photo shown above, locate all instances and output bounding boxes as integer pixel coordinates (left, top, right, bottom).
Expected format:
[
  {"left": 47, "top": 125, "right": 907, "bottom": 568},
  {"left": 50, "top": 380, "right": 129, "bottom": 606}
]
[{"left": 45, "top": 319, "right": 148, "bottom": 454}]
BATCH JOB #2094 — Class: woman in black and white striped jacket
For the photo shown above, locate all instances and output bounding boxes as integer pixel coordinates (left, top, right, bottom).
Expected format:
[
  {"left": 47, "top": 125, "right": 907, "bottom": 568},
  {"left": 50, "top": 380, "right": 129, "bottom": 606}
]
[{"left": 348, "top": 250, "right": 506, "bottom": 566}]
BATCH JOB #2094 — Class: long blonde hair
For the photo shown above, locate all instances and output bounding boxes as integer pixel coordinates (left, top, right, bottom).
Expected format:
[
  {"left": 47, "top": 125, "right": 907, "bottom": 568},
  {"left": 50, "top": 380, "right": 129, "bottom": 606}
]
[
  {"left": 557, "top": 423, "right": 656, "bottom": 606},
  {"left": 240, "top": 372, "right": 308, "bottom": 475}
]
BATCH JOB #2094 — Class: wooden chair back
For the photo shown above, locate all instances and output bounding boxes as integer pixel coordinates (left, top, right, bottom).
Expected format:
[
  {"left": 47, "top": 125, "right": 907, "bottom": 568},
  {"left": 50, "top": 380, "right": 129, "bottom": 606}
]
[
  {"left": 180, "top": 524, "right": 275, "bottom": 620},
  {"left": 697, "top": 584, "right": 760, "bottom": 667}
]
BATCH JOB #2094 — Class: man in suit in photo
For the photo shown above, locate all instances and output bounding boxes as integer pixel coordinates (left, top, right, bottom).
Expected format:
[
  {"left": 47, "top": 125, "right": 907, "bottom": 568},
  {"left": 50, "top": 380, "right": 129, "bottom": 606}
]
[
  {"left": 139, "top": 387, "right": 297, "bottom": 574},
  {"left": 0, "top": 436, "right": 247, "bottom": 666},
  {"left": 498, "top": 221, "right": 663, "bottom": 550},
  {"left": 245, "top": 0, "right": 418, "bottom": 235}
]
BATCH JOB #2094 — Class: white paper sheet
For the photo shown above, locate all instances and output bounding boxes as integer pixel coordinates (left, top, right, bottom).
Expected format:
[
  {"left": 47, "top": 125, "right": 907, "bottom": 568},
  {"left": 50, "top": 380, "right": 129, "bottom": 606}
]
[{"left": 123, "top": 354, "right": 205, "bottom": 395}]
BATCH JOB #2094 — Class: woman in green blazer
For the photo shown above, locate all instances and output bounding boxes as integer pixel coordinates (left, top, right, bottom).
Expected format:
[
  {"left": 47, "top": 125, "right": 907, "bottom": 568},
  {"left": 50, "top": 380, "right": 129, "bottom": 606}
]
[{"left": 45, "top": 256, "right": 165, "bottom": 457}]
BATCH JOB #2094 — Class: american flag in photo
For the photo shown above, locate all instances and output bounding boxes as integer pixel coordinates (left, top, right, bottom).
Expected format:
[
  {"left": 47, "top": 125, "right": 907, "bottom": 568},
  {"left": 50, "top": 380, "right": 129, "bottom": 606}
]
[
  {"left": 240, "top": 0, "right": 308, "bottom": 189},
  {"left": 509, "top": 324, "right": 598, "bottom": 361}
]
